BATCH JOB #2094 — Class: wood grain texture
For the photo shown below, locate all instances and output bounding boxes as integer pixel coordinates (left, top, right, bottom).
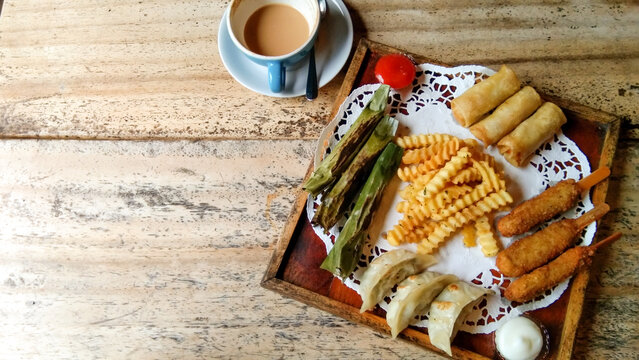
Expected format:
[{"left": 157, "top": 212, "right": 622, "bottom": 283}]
[
  {"left": 0, "top": 0, "right": 637, "bottom": 359},
  {"left": 0, "top": 0, "right": 637, "bottom": 140},
  {"left": 0, "top": 0, "right": 339, "bottom": 141},
  {"left": 0, "top": 138, "right": 636, "bottom": 359},
  {"left": 0, "top": 139, "right": 450, "bottom": 359}
]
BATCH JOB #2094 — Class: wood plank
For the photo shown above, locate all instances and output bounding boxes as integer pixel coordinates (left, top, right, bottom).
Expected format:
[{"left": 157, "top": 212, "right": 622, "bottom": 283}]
[
  {"left": 0, "top": 0, "right": 637, "bottom": 140},
  {"left": 0, "top": 139, "right": 314, "bottom": 249},
  {"left": 0, "top": 136, "right": 636, "bottom": 358},
  {"left": 0, "top": 138, "right": 455, "bottom": 359}
]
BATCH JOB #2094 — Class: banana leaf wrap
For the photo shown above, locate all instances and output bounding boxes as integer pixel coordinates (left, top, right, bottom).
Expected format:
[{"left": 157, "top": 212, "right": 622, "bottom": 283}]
[
  {"left": 312, "top": 115, "right": 398, "bottom": 232},
  {"left": 320, "top": 142, "right": 404, "bottom": 279},
  {"left": 303, "top": 84, "right": 390, "bottom": 197}
]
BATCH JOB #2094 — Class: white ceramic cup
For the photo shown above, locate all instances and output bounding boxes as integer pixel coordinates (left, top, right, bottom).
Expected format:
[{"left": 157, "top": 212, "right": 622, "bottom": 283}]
[{"left": 226, "top": 0, "right": 320, "bottom": 93}]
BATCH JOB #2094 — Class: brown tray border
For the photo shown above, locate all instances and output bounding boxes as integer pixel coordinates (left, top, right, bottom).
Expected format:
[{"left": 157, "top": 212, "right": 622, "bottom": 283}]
[{"left": 262, "top": 38, "right": 620, "bottom": 359}]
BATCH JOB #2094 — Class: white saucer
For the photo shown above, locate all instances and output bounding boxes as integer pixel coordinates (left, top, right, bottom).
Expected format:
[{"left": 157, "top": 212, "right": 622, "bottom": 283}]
[{"left": 218, "top": 0, "right": 354, "bottom": 98}]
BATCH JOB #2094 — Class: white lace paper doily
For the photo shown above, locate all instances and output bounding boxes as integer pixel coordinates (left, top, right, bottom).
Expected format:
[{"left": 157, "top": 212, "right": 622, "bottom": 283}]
[{"left": 306, "top": 64, "right": 594, "bottom": 334}]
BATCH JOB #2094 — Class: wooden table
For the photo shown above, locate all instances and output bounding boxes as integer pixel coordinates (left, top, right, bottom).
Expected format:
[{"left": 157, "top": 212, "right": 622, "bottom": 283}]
[{"left": 0, "top": 1, "right": 637, "bottom": 358}]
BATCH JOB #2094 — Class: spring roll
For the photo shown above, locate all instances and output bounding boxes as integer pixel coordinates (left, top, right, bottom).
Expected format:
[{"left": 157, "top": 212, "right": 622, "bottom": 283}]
[
  {"left": 469, "top": 86, "right": 542, "bottom": 145},
  {"left": 497, "top": 102, "right": 567, "bottom": 167},
  {"left": 451, "top": 65, "right": 520, "bottom": 127}
]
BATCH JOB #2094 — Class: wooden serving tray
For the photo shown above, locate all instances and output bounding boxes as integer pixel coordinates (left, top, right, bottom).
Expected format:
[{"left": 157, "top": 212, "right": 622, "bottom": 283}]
[{"left": 262, "top": 39, "right": 620, "bottom": 359}]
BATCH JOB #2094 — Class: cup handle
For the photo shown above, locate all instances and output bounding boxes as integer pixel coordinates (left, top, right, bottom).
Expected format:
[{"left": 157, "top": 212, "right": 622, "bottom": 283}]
[{"left": 268, "top": 61, "right": 286, "bottom": 93}]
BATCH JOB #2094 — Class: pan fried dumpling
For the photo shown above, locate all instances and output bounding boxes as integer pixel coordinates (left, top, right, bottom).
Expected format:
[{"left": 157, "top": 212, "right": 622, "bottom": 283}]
[
  {"left": 359, "top": 249, "right": 436, "bottom": 313},
  {"left": 428, "top": 281, "right": 493, "bottom": 356},
  {"left": 386, "top": 271, "right": 458, "bottom": 338}
]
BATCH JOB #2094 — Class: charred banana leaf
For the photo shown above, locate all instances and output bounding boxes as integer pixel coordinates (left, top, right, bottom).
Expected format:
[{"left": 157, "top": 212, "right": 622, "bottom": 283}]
[
  {"left": 312, "top": 115, "right": 398, "bottom": 232},
  {"left": 303, "top": 84, "right": 390, "bottom": 197},
  {"left": 320, "top": 142, "right": 404, "bottom": 279}
]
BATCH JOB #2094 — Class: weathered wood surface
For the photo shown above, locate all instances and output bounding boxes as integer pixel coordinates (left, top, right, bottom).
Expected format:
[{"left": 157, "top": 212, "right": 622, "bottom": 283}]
[
  {"left": 0, "top": 0, "right": 637, "bottom": 359},
  {"left": 0, "top": 0, "right": 637, "bottom": 140},
  {"left": 0, "top": 139, "right": 456, "bottom": 359},
  {"left": 0, "top": 141, "right": 637, "bottom": 359}
]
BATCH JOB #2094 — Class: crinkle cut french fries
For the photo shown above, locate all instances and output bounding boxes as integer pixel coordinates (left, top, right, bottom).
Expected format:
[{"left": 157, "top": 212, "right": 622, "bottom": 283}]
[{"left": 387, "top": 134, "right": 512, "bottom": 255}]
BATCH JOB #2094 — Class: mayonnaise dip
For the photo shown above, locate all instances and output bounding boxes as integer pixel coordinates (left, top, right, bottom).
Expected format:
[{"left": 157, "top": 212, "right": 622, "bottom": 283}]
[{"left": 495, "top": 316, "right": 543, "bottom": 360}]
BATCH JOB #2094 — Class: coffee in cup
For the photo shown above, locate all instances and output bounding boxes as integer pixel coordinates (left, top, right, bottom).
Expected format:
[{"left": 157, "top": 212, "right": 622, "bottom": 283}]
[
  {"left": 227, "top": 0, "right": 320, "bottom": 93},
  {"left": 243, "top": 4, "right": 309, "bottom": 57}
]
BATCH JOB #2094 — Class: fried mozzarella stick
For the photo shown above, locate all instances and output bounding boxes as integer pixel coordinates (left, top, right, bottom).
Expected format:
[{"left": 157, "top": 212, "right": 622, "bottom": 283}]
[
  {"left": 497, "top": 166, "right": 610, "bottom": 237},
  {"left": 496, "top": 203, "right": 609, "bottom": 277},
  {"left": 505, "top": 232, "right": 622, "bottom": 303}
]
